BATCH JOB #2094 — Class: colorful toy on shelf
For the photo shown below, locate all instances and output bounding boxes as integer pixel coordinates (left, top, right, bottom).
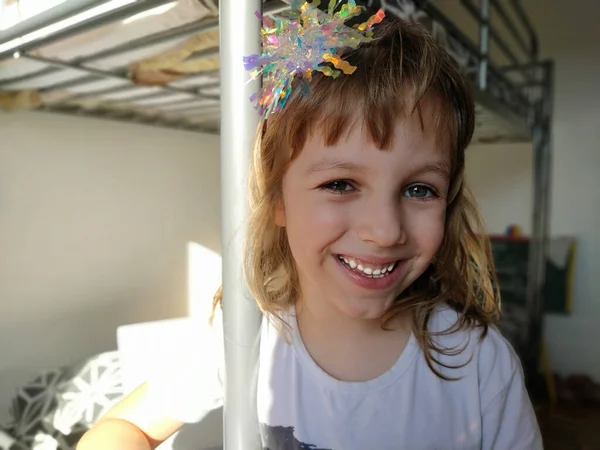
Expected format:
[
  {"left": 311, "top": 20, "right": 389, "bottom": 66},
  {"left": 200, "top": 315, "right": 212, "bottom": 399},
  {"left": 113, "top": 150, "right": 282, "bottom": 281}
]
[{"left": 505, "top": 224, "right": 523, "bottom": 238}]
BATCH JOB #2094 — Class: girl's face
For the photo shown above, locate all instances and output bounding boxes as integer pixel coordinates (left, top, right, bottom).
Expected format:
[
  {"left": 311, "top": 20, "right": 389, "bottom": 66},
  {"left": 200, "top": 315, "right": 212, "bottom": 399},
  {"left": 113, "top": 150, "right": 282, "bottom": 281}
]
[{"left": 276, "top": 111, "right": 451, "bottom": 323}]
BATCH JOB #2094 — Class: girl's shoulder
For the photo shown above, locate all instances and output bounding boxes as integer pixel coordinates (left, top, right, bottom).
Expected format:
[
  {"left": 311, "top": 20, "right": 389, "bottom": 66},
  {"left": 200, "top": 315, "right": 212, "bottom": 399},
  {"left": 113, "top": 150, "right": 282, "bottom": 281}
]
[
  {"left": 427, "top": 304, "right": 525, "bottom": 408},
  {"left": 426, "top": 307, "right": 542, "bottom": 447},
  {"left": 427, "top": 304, "right": 519, "bottom": 364}
]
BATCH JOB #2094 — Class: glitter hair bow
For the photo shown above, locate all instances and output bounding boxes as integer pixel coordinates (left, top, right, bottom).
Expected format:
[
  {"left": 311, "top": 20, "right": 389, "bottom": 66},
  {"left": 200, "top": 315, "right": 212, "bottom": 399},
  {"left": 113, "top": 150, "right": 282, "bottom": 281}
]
[{"left": 243, "top": 0, "right": 385, "bottom": 118}]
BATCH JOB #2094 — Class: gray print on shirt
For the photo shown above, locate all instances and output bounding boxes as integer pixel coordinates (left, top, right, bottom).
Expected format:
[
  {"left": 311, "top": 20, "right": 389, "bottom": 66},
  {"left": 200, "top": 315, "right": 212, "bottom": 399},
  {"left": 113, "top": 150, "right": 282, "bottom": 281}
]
[{"left": 261, "top": 423, "right": 332, "bottom": 450}]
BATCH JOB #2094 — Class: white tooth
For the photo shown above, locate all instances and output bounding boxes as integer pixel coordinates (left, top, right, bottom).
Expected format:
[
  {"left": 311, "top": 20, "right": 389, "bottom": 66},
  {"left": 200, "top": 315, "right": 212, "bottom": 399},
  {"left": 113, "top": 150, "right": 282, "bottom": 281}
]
[
  {"left": 342, "top": 256, "right": 349, "bottom": 264},
  {"left": 387, "top": 263, "right": 396, "bottom": 272},
  {"left": 363, "top": 267, "right": 373, "bottom": 275},
  {"left": 373, "top": 269, "right": 381, "bottom": 275},
  {"left": 357, "top": 264, "right": 364, "bottom": 271},
  {"left": 381, "top": 267, "right": 388, "bottom": 273},
  {"left": 349, "top": 259, "right": 357, "bottom": 269}
]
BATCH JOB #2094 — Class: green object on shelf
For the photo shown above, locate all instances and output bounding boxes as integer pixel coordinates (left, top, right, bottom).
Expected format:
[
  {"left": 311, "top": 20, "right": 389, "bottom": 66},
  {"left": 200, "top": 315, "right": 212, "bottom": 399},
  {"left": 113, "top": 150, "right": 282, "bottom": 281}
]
[{"left": 489, "top": 236, "right": 576, "bottom": 314}]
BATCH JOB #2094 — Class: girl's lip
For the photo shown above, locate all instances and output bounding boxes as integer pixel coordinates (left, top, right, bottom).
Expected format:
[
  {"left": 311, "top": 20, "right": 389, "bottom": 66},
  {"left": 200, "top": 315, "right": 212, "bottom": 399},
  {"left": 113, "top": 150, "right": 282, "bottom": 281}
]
[{"left": 334, "top": 255, "right": 406, "bottom": 291}]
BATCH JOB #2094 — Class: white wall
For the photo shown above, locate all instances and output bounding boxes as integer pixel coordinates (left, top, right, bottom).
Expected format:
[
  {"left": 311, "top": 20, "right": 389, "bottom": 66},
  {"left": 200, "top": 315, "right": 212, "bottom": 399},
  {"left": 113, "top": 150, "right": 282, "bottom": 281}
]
[
  {"left": 0, "top": 111, "right": 221, "bottom": 421},
  {"left": 463, "top": 0, "right": 600, "bottom": 379}
]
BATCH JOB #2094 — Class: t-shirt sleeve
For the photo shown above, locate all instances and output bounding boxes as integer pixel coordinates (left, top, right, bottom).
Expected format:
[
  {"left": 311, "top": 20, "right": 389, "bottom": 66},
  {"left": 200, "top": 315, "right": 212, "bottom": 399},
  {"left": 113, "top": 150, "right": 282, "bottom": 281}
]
[
  {"left": 478, "top": 328, "right": 543, "bottom": 450},
  {"left": 146, "top": 310, "right": 225, "bottom": 424}
]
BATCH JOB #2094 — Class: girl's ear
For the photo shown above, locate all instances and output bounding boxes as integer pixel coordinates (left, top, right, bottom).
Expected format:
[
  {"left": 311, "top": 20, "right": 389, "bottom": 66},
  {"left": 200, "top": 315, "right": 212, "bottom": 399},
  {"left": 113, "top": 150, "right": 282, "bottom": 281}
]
[{"left": 274, "top": 199, "right": 286, "bottom": 227}]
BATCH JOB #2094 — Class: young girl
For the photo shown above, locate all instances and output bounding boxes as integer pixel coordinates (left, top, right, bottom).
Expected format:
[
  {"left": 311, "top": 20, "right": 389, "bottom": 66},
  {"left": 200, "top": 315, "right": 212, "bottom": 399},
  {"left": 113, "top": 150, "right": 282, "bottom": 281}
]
[{"left": 77, "top": 3, "right": 542, "bottom": 449}]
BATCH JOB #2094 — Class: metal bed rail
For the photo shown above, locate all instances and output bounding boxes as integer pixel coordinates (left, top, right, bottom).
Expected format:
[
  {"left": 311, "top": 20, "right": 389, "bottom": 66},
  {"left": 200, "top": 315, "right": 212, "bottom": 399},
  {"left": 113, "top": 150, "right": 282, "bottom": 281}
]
[
  {"left": 0, "top": 0, "right": 289, "bottom": 132},
  {"left": 412, "top": 0, "right": 543, "bottom": 123}
]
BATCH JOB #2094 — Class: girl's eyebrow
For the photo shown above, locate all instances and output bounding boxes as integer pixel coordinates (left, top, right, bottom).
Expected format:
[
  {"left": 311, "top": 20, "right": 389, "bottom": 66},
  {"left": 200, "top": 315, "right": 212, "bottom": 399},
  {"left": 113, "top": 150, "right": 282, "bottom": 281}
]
[
  {"left": 305, "top": 158, "right": 367, "bottom": 176},
  {"left": 415, "top": 163, "right": 451, "bottom": 179}
]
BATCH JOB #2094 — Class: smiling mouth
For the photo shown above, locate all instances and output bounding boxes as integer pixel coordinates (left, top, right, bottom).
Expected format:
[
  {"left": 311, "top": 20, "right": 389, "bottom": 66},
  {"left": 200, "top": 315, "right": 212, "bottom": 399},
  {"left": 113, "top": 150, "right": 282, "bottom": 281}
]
[{"left": 336, "top": 255, "right": 400, "bottom": 279}]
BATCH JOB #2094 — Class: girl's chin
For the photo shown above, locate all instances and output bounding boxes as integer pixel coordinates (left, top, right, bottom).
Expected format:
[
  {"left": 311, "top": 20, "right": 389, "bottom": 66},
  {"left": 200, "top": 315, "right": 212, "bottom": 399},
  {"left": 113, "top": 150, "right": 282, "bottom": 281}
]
[{"left": 334, "top": 297, "right": 394, "bottom": 322}]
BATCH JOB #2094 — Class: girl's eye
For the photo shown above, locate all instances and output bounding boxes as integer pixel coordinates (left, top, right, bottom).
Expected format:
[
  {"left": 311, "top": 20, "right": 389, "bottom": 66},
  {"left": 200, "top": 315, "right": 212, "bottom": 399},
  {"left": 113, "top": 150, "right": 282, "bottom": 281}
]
[
  {"left": 404, "top": 184, "right": 436, "bottom": 200},
  {"left": 319, "top": 180, "right": 356, "bottom": 194}
]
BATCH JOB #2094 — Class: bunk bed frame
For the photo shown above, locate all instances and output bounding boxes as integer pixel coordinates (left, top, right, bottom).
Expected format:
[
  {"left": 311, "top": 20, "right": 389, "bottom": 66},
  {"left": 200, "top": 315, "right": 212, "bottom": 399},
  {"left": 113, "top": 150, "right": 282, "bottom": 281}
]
[{"left": 0, "top": 0, "right": 554, "bottom": 447}]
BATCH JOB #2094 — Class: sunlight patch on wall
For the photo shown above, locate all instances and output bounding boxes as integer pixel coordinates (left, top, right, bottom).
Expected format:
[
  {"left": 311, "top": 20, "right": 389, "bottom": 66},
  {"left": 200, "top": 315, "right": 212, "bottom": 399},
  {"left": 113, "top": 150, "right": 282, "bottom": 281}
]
[{"left": 187, "top": 241, "right": 221, "bottom": 321}]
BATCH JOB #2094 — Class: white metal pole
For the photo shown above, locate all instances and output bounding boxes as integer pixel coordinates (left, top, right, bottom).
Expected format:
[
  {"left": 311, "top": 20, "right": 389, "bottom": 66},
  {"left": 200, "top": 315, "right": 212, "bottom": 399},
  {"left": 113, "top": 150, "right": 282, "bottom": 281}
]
[{"left": 219, "top": 0, "right": 263, "bottom": 449}]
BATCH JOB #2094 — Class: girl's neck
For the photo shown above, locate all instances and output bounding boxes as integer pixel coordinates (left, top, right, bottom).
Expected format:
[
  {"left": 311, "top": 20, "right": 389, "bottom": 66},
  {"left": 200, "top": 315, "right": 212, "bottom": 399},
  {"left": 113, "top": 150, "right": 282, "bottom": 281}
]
[
  {"left": 294, "top": 297, "right": 412, "bottom": 382},
  {"left": 296, "top": 298, "right": 384, "bottom": 337}
]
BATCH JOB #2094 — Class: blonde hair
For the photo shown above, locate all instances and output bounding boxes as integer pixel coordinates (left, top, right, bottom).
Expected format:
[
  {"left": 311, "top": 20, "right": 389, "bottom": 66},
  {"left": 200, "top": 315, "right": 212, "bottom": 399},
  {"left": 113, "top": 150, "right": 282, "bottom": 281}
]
[{"left": 214, "top": 16, "right": 500, "bottom": 379}]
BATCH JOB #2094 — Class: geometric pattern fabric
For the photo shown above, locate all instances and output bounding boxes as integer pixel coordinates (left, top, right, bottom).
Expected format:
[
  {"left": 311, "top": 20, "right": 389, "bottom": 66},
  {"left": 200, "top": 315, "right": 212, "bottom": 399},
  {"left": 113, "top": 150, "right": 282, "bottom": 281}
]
[{"left": 0, "top": 351, "right": 124, "bottom": 450}]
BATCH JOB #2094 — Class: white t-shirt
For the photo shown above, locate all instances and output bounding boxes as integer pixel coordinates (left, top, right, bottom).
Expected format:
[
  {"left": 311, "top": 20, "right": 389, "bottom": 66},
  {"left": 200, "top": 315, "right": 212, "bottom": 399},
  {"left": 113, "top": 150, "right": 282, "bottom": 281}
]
[{"left": 149, "top": 305, "right": 542, "bottom": 450}]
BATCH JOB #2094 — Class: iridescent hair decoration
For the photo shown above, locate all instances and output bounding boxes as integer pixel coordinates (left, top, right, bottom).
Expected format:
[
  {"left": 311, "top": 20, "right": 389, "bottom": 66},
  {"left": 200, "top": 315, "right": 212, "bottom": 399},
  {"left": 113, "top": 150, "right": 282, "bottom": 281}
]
[{"left": 243, "top": 0, "right": 385, "bottom": 118}]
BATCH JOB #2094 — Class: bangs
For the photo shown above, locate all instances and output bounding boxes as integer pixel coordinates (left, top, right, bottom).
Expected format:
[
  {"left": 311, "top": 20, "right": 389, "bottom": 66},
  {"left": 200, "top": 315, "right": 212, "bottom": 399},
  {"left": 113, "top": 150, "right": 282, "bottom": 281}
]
[
  {"left": 263, "top": 17, "right": 473, "bottom": 170},
  {"left": 315, "top": 78, "right": 456, "bottom": 154}
]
